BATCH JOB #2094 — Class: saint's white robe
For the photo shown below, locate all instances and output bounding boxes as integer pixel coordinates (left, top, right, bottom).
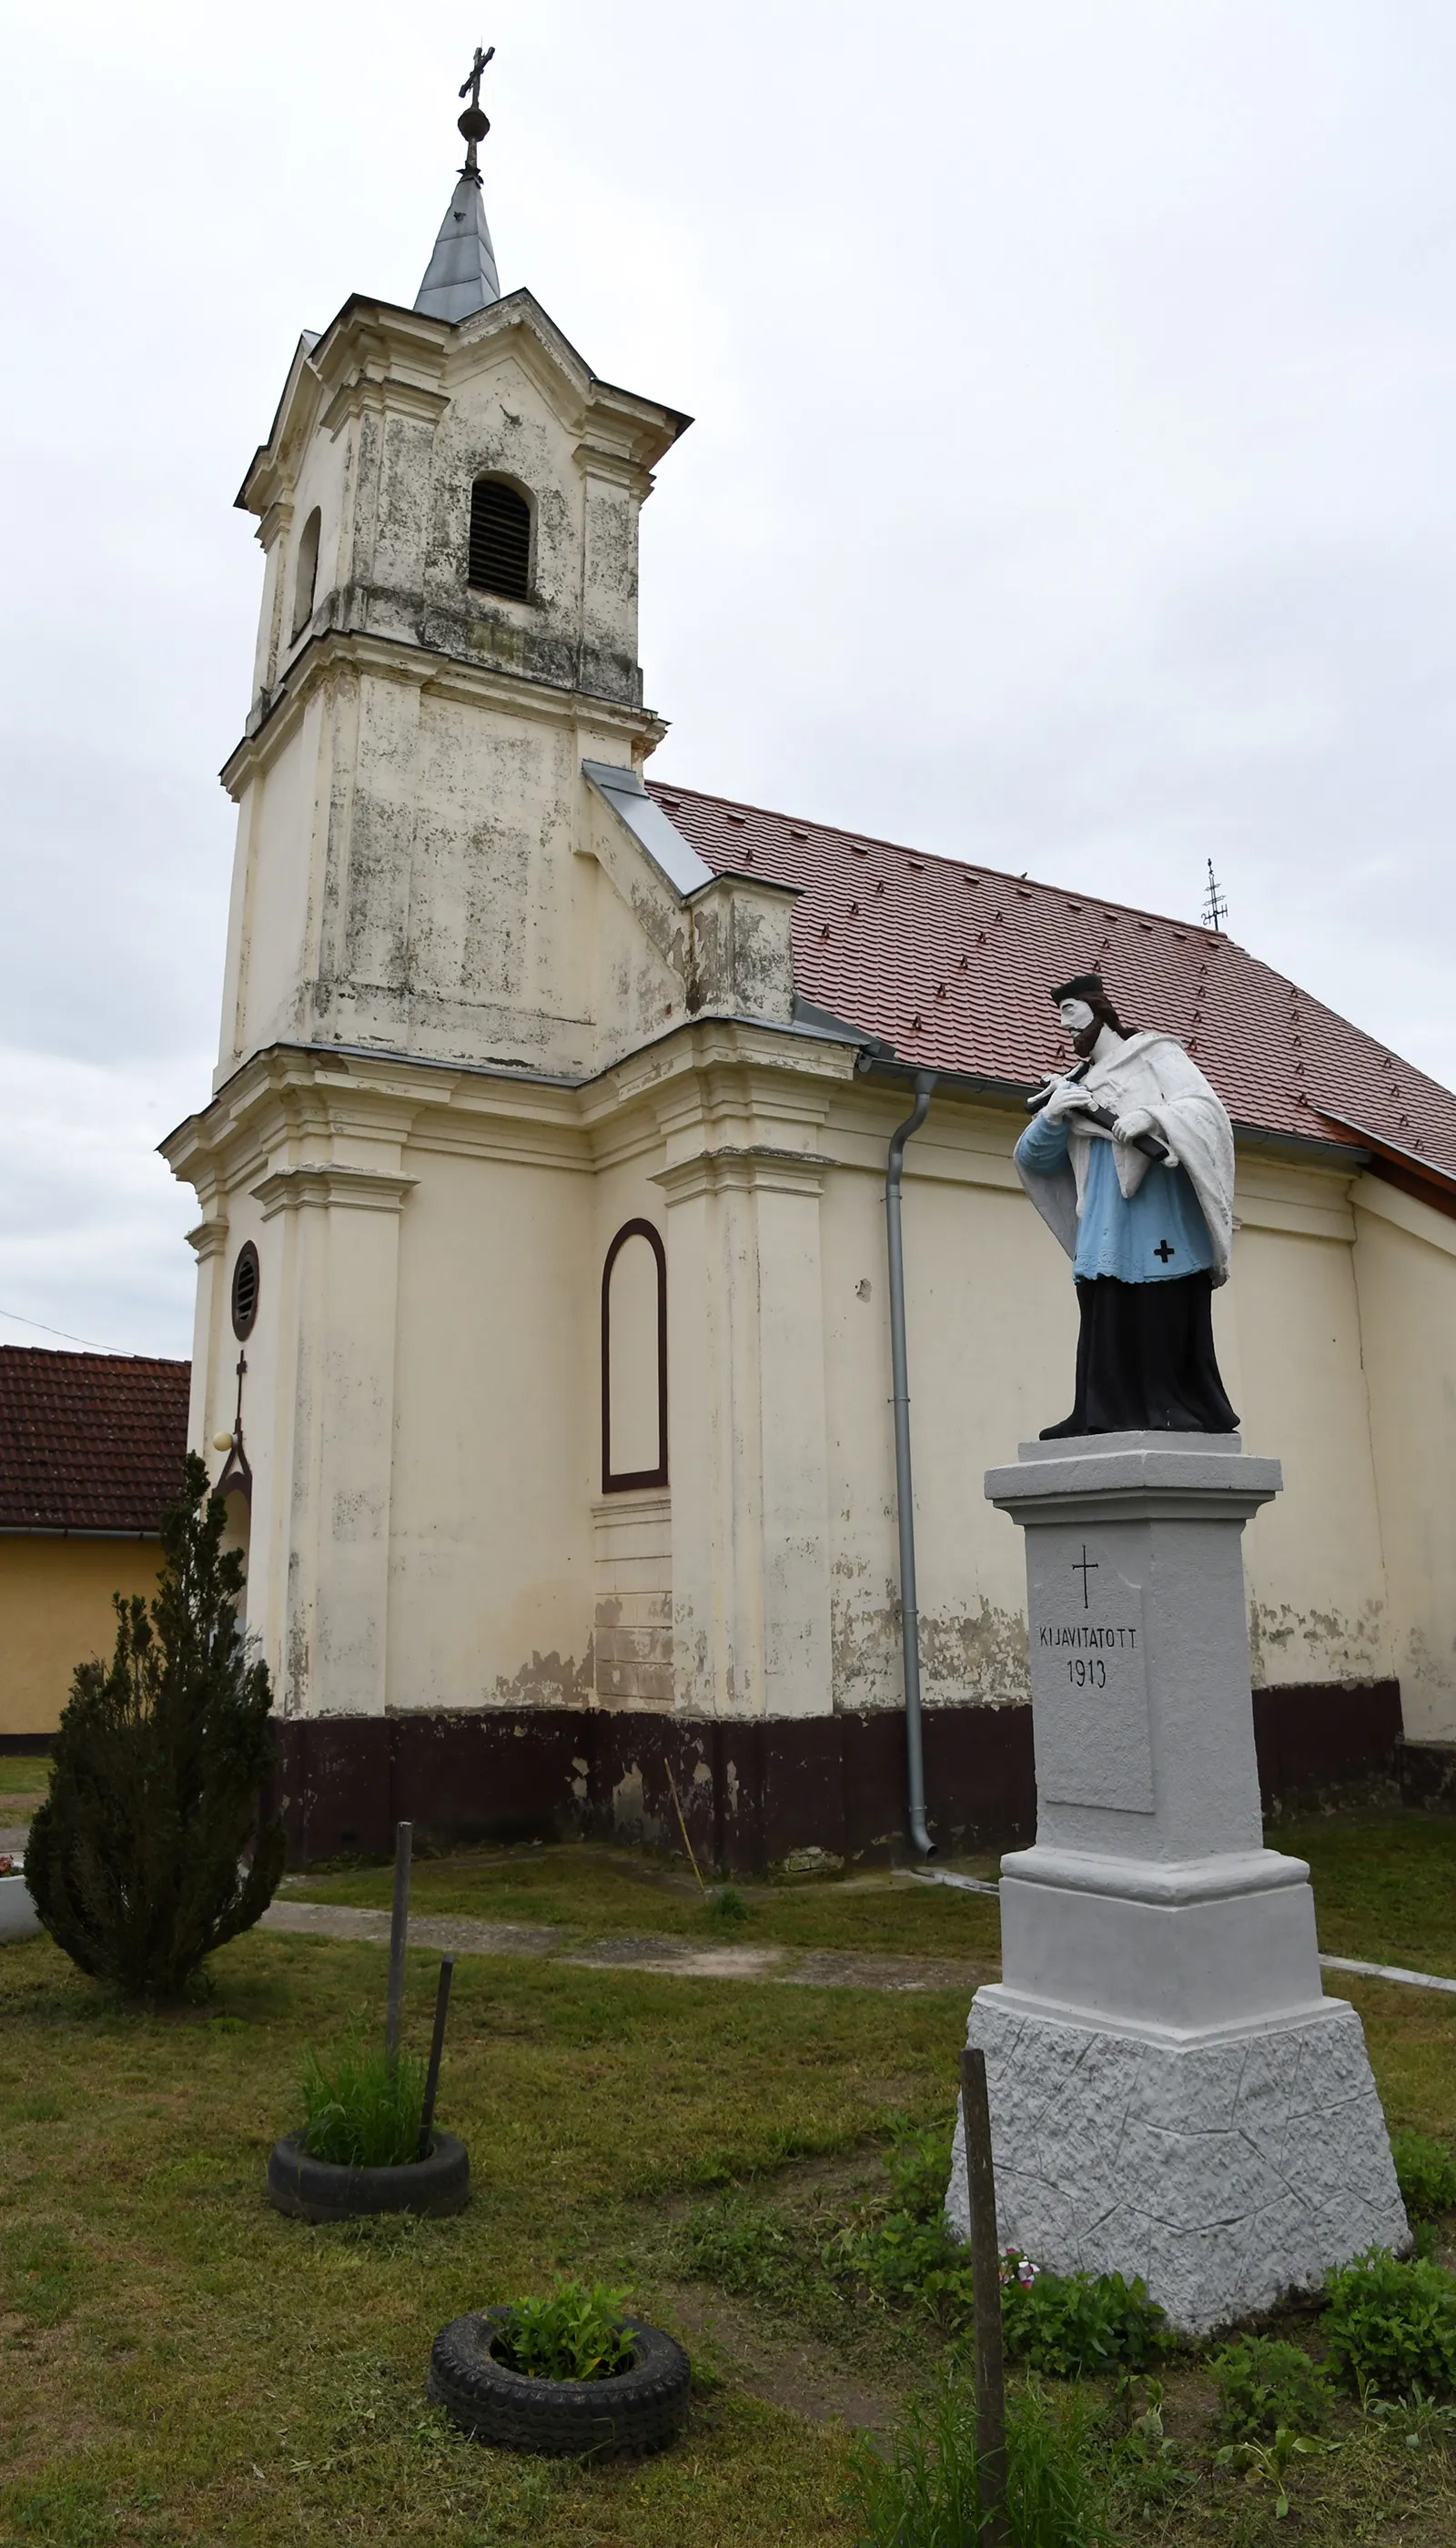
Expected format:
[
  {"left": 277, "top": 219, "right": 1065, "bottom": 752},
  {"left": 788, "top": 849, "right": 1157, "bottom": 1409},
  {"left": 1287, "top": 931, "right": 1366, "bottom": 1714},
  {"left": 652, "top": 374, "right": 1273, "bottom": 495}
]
[{"left": 1016, "top": 1031, "right": 1236, "bottom": 1287}]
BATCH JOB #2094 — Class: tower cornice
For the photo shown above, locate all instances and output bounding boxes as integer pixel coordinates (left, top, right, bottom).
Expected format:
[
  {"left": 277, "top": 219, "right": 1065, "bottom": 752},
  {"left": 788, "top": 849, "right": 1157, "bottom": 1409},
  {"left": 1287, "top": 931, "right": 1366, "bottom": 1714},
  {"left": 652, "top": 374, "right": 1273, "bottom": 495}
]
[
  {"left": 220, "top": 627, "right": 668, "bottom": 799},
  {"left": 237, "top": 288, "right": 690, "bottom": 520}
]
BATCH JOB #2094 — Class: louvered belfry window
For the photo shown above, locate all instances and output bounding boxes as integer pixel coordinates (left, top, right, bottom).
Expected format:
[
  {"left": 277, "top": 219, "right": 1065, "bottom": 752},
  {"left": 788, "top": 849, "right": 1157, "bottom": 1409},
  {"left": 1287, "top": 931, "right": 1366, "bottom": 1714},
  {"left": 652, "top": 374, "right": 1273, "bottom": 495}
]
[{"left": 468, "top": 478, "right": 531, "bottom": 600}]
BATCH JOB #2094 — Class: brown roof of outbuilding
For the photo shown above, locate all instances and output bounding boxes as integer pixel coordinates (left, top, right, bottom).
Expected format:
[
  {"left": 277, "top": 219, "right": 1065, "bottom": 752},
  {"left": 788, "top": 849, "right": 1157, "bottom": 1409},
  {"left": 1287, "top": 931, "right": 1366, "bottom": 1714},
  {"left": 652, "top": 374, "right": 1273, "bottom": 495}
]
[
  {"left": 0, "top": 1349, "right": 191, "bottom": 1534},
  {"left": 652, "top": 781, "right": 1456, "bottom": 1192}
]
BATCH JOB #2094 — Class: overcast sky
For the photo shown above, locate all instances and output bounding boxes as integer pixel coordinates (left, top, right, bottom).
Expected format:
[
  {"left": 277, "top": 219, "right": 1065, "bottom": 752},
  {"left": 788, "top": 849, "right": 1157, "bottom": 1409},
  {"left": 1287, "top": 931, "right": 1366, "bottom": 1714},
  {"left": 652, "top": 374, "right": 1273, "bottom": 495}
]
[{"left": 4, "top": 1, "right": 1456, "bottom": 1358}]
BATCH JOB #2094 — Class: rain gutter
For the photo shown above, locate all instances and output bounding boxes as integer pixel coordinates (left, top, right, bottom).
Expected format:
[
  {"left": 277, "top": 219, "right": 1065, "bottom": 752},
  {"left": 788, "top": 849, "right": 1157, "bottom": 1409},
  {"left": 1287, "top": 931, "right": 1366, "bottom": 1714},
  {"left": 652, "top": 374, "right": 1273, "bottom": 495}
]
[{"left": 885, "top": 1071, "right": 939, "bottom": 1858}]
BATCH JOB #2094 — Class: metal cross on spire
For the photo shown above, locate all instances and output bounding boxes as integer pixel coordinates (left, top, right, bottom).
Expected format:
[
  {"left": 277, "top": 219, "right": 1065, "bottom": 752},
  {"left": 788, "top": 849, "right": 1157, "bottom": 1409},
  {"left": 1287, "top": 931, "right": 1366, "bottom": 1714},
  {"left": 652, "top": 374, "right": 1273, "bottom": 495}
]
[
  {"left": 456, "top": 42, "right": 495, "bottom": 180},
  {"left": 414, "top": 44, "right": 502, "bottom": 322},
  {"left": 1201, "top": 859, "right": 1228, "bottom": 934}
]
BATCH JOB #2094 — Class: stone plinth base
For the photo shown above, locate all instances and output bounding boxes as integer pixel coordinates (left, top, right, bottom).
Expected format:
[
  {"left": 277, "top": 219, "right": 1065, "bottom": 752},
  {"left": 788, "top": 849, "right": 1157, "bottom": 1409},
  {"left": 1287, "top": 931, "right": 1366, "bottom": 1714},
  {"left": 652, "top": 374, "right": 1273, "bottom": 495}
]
[{"left": 948, "top": 1987, "right": 1408, "bottom": 2334}]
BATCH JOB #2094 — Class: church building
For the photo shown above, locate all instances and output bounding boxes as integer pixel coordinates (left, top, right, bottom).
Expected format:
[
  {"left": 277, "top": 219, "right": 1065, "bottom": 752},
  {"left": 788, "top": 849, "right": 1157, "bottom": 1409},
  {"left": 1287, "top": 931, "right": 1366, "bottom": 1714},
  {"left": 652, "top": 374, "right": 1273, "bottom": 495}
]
[{"left": 163, "top": 75, "right": 1456, "bottom": 1867}]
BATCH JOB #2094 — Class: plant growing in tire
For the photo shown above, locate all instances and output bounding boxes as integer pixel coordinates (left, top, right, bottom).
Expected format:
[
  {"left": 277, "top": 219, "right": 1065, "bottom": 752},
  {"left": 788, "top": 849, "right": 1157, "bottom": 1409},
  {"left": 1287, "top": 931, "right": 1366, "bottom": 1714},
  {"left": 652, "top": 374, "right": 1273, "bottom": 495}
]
[
  {"left": 268, "top": 1950, "right": 470, "bottom": 2222},
  {"left": 430, "top": 2276, "right": 692, "bottom": 2457}
]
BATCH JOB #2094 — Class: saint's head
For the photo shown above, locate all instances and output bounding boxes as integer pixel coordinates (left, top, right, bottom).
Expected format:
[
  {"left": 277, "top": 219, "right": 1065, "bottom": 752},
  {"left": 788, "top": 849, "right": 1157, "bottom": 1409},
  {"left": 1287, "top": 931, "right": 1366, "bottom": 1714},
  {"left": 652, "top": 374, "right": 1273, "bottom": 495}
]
[{"left": 1051, "top": 972, "right": 1127, "bottom": 1058}]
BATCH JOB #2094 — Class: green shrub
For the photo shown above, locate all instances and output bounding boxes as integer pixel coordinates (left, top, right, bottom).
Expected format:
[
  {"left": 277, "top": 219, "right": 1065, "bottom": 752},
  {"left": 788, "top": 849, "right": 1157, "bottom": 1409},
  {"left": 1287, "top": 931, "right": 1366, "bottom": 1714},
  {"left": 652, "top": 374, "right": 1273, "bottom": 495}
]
[
  {"left": 25, "top": 1454, "right": 284, "bottom": 2003},
  {"left": 298, "top": 2035, "right": 425, "bottom": 2167},
  {"left": 493, "top": 2277, "right": 633, "bottom": 2381},
  {"left": 849, "top": 2369, "right": 1107, "bottom": 2547},
  {"left": 1323, "top": 2248, "right": 1456, "bottom": 2399},
  {"left": 706, "top": 1885, "right": 750, "bottom": 1924},
  {"left": 1209, "top": 2334, "right": 1329, "bottom": 2440},
  {"left": 1392, "top": 2129, "right": 1456, "bottom": 2222},
  {"left": 1000, "top": 2268, "right": 1168, "bottom": 2379}
]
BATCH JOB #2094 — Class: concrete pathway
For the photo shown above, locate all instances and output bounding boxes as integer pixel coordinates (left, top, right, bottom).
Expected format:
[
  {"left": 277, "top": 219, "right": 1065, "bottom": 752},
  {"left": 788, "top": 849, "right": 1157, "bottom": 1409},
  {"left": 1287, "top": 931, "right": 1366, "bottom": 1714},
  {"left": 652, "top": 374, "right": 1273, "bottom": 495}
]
[
  {"left": 257, "top": 1898, "right": 989, "bottom": 1993},
  {"left": 1319, "top": 1951, "right": 1456, "bottom": 1997},
  {"left": 257, "top": 1896, "right": 1456, "bottom": 2003}
]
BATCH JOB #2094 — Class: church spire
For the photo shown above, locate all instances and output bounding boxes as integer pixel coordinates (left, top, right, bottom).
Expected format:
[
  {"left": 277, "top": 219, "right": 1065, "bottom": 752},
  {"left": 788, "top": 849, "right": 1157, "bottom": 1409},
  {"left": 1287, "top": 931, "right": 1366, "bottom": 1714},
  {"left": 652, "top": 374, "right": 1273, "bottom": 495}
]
[{"left": 414, "top": 46, "right": 502, "bottom": 324}]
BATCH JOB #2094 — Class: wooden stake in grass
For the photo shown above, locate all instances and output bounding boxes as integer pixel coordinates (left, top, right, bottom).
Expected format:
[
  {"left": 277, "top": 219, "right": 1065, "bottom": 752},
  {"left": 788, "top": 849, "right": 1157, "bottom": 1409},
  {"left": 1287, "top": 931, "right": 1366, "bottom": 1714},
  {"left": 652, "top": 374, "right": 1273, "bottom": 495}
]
[
  {"left": 960, "top": 2043, "right": 1007, "bottom": 2546},
  {"left": 384, "top": 1820, "right": 413, "bottom": 2065},
  {"left": 662, "top": 1758, "right": 707, "bottom": 1896},
  {"left": 418, "top": 1953, "right": 455, "bottom": 2159}
]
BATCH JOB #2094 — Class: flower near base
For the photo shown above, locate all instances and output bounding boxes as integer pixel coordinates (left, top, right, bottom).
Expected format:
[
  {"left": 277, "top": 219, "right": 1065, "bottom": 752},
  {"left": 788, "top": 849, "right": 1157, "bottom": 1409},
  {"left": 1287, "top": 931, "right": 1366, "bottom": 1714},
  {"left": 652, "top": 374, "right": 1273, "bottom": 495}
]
[
  {"left": 0, "top": 1855, "right": 15, "bottom": 1876},
  {"left": 1000, "top": 2248, "right": 1039, "bottom": 2287}
]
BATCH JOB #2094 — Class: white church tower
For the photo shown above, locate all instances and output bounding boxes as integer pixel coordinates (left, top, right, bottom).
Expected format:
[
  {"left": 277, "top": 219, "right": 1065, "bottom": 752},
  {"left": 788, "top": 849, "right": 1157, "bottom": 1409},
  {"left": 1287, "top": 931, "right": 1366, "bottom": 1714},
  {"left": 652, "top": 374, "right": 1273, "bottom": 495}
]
[
  {"left": 165, "top": 58, "right": 822, "bottom": 1850},
  {"left": 216, "top": 50, "right": 692, "bottom": 1085}
]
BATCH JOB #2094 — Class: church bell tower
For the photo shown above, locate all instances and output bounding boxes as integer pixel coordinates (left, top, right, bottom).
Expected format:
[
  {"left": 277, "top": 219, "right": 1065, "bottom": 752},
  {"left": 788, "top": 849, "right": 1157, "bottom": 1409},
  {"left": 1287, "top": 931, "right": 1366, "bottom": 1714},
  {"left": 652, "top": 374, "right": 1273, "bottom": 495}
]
[
  {"left": 164, "top": 60, "right": 707, "bottom": 1729},
  {"left": 215, "top": 50, "right": 692, "bottom": 1085}
]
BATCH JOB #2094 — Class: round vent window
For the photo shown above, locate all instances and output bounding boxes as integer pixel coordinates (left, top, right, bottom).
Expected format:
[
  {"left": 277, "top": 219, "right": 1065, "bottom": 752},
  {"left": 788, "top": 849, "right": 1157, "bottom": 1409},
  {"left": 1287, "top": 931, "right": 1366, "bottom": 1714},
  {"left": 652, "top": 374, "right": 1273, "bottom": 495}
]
[{"left": 231, "top": 1242, "right": 260, "bottom": 1340}]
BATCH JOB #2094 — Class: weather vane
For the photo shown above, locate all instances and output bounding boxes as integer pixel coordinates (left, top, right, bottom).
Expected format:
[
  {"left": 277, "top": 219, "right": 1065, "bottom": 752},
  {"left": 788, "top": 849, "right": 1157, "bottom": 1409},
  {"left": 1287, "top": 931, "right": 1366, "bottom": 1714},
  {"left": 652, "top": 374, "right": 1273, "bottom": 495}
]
[
  {"left": 1201, "top": 858, "right": 1228, "bottom": 934},
  {"left": 457, "top": 44, "right": 495, "bottom": 181}
]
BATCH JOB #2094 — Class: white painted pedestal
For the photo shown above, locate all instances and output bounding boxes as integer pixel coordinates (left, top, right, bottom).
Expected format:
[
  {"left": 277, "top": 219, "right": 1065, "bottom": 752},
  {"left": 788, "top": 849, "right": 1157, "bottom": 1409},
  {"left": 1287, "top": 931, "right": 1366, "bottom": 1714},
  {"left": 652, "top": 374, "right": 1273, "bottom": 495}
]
[{"left": 947, "top": 1432, "right": 1407, "bottom": 2334}]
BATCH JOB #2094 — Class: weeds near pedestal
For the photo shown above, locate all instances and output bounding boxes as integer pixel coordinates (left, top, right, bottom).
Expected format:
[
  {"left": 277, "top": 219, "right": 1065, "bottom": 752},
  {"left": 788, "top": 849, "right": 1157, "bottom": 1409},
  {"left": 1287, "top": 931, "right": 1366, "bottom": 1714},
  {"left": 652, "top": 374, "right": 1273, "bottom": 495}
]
[
  {"left": 848, "top": 2370, "right": 1105, "bottom": 2548},
  {"left": 1209, "top": 2334, "right": 1331, "bottom": 2441}
]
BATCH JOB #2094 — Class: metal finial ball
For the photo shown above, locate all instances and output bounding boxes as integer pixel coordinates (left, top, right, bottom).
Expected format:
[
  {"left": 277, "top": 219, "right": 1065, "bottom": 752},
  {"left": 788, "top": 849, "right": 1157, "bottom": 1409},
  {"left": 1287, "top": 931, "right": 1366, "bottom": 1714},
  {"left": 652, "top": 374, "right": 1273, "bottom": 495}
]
[{"left": 458, "top": 105, "right": 490, "bottom": 144}]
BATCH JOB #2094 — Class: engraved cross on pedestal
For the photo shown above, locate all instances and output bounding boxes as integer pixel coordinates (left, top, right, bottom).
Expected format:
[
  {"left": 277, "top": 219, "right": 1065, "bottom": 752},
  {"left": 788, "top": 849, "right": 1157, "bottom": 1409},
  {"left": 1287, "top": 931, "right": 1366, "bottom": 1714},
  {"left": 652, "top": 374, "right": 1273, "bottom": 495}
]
[{"left": 1073, "top": 1545, "right": 1098, "bottom": 1608}]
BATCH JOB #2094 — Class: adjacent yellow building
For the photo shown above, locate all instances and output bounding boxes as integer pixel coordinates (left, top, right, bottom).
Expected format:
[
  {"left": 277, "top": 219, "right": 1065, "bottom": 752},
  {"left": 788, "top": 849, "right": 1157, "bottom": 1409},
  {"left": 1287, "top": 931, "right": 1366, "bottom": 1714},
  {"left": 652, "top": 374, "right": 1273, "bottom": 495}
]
[{"left": 0, "top": 1350, "right": 187, "bottom": 1740}]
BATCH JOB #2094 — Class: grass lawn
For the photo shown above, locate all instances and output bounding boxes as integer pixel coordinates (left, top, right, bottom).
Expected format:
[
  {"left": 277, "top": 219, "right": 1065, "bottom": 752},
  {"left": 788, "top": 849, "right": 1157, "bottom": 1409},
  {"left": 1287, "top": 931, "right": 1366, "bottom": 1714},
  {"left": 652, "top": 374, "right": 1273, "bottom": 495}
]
[
  {"left": 1286, "top": 1810, "right": 1456, "bottom": 1977},
  {"left": 0, "top": 1926, "right": 957, "bottom": 2547},
  {"left": 5, "top": 1821, "right": 1456, "bottom": 2545},
  {"left": 0, "top": 1754, "right": 49, "bottom": 1798}
]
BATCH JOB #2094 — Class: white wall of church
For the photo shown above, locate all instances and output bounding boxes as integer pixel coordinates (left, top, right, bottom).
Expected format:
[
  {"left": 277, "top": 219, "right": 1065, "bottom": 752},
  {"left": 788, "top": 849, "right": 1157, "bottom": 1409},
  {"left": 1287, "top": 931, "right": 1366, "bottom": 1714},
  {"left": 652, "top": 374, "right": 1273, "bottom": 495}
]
[
  {"left": 387, "top": 1143, "right": 595, "bottom": 1710},
  {"left": 1226, "top": 1165, "right": 1392, "bottom": 1690},
  {"left": 817, "top": 1094, "right": 1070, "bottom": 1715},
  {"left": 171, "top": 1036, "right": 1456, "bottom": 1742},
  {"left": 1351, "top": 1176, "right": 1456, "bottom": 1740},
  {"left": 813, "top": 1098, "right": 1405, "bottom": 1719}
]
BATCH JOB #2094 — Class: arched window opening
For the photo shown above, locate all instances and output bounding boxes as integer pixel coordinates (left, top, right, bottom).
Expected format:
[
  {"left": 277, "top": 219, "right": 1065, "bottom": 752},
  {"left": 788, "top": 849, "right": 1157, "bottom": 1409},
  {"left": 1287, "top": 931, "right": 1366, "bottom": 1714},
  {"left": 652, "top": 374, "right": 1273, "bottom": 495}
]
[
  {"left": 602, "top": 1220, "right": 667, "bottom": 1491},
  {"left": 469, "top": 477, "right": 531, "bottom": 601},
  {"left": 290, "top": 507, "right": 321, "bottom": 642}
]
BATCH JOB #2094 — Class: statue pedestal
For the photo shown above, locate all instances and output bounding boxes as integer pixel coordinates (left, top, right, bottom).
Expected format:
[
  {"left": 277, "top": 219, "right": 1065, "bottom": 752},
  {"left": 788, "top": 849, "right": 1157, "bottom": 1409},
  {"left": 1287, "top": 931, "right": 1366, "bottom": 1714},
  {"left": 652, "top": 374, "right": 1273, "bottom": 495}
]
[{"left": 947, "top": 1432, "right": 1406, "bottom": 2335}]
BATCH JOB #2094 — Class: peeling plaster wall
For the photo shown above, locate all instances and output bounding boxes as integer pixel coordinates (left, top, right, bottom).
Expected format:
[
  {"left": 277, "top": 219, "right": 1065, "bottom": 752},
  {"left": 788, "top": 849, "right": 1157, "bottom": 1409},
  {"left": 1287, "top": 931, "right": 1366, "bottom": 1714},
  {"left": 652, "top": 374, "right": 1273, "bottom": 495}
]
[
  {"left": 1221, "top": 1164, "right": 1392, "bottom": 1690},
  {"left": 814, "top": 1103, "right": 1409, "bottom": 1723},
  {"left": 386, "top": 1142, "right": 594, "bottom": 1713},
  {"left": 818, "top": 1092, "right": 1071, "bottom": 1717},
  {"left": 1350, "top": 1176, "right": 1456, "bottom": 1740}
]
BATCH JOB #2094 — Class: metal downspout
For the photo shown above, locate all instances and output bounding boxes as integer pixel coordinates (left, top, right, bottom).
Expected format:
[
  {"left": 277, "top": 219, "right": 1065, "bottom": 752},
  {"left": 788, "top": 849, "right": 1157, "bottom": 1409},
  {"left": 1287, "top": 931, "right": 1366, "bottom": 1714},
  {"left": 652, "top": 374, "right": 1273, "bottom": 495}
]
[{"left": 885, "top": 1071, "right": 938, "bottom": 1857}]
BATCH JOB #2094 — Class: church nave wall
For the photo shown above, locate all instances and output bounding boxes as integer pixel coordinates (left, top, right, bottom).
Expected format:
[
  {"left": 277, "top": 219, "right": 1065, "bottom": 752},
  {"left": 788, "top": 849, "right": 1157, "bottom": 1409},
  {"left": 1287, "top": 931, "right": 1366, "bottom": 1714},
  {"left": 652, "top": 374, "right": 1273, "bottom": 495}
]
[{"left": 1350, "top": 1175, "right": 1456, "bottom": 1744}]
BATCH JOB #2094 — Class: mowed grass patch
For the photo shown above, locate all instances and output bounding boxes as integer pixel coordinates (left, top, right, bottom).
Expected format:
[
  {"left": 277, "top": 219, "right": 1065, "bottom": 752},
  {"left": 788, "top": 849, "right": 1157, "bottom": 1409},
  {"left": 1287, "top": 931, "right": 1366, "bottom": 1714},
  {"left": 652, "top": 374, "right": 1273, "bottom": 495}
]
[
  {"left": 0, "top": 1753, "right": 49, "bottom": 1797},
  {"left": 0, "top": 1926, "right": 965, "bottom": 2547},
  {"left": 290, "top": 1842, "right": 1004, "bottom": 1962},
  {"left": 1283, "top": 1812, "right": 1456, "bottom": 1977}
]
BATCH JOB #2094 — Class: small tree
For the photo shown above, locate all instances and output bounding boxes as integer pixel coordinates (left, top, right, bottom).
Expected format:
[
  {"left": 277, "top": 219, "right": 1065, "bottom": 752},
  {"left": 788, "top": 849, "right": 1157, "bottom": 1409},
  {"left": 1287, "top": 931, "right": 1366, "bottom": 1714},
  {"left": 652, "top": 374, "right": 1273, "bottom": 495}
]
[{"left": 26, "top": 1453, "right": 286, "bottom": 2002}]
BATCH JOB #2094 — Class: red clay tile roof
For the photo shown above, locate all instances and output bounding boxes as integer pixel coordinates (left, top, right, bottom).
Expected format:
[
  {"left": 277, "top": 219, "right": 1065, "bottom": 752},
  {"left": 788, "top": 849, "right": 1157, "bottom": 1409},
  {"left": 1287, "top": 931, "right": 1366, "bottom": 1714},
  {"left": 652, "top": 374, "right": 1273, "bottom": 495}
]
[
  {"left": 652, "top": 782, "right": 1456, "bottom": 1188},
  {"left": 0, "top": 1350, "right": 191, "bottom": 1534}
]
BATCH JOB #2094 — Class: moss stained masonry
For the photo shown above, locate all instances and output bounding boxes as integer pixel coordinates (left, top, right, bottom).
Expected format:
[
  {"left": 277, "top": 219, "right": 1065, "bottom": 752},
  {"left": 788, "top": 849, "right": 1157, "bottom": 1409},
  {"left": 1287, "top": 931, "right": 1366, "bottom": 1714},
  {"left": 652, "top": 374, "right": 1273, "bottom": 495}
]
[{"left": 158, "top": 259, "right": 1456, "bottom": 1866}]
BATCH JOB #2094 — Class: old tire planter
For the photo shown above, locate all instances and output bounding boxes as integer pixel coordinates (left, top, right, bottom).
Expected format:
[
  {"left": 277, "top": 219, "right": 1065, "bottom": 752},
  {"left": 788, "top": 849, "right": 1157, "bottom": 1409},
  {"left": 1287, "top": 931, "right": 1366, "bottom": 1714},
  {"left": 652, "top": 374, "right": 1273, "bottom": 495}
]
[
  {"left": 429, "top": 2309, "right": 691, "bottom": 2457},
  {"left": 267, "top": 2130, "right": 470, "bottom": 2222}
]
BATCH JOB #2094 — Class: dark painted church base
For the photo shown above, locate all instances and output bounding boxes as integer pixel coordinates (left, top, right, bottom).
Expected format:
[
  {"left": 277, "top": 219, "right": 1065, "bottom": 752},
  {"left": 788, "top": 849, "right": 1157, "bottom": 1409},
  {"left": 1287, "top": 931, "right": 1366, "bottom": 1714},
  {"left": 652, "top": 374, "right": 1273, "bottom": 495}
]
[{"left": 267, "top": 1680, "right": 1407, "bottom": 1873}]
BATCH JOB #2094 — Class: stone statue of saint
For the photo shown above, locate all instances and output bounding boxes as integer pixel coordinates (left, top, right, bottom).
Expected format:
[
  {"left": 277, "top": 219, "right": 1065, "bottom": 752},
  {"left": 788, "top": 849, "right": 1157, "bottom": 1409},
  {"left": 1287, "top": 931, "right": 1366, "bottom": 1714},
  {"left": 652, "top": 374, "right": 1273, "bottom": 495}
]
[{"left": 1014, "top": 972, "right": 1239, "bottom": 1438}]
